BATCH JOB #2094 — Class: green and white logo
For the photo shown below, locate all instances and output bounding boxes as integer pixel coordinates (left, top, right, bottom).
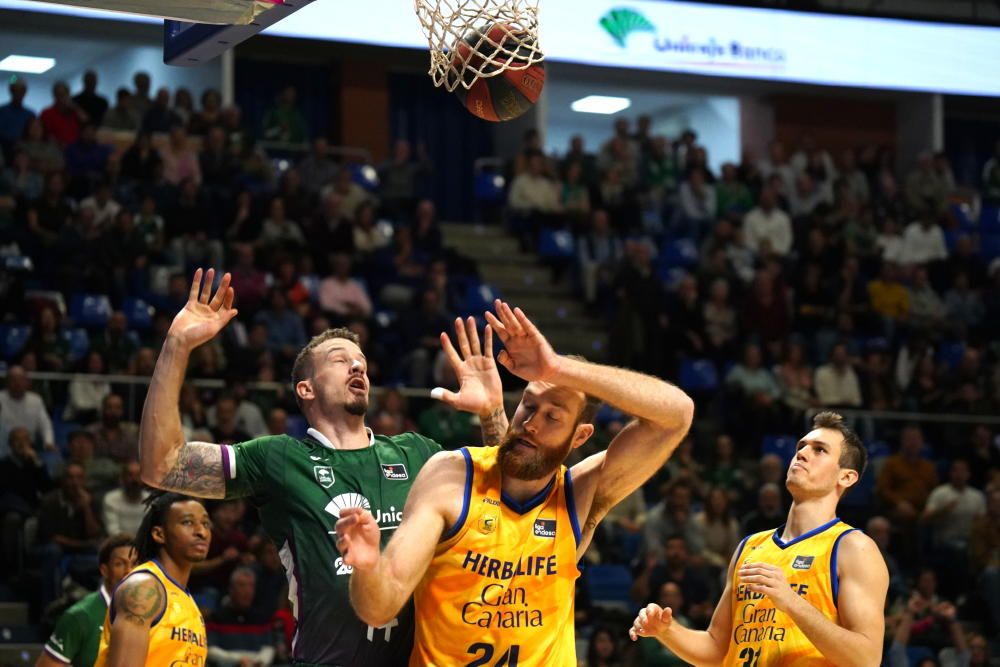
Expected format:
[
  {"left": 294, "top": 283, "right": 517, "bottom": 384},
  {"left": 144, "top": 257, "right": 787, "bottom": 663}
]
[{"left": 599, "top": 7, "right": 656, "bottom": 48}]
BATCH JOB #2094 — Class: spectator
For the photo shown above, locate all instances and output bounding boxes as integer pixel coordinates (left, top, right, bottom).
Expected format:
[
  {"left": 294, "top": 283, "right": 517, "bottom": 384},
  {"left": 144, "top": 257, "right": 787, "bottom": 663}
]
[
  {"left": 323, "top": 166, "right": 374, "bottom": 223},
  {"left": 65, "top": 429, "right": 119, "bottom": 494},
  {"left": 207, "top": 567, "right": 277, "bottom": 667},
  {"left": 633, "top": 535, "right": 715, "bottom": 626},
  {"left": 266, "top": 408, "right": 288, "bottom": 437},
  {"left": 352, "top": 201, "right": 391, "bottom": 256},
  {"left": 35, "top": 463, "right": 102, "bottom": 605},
  {"left": 255, "top": 288, "right": 307, "bottom": 372},
  {"left": 702, "top": 277, "right": 737, "bottom": 361},
  {"left": 643, "top": 481, "right": 702, "bottom": 556},
  {"left": 71, "top": 70, "right": 108, "bottom": 127},
  {"left": 191, "top": 499, "right": 250, "bottom": 593},
  {"left": 141, "top": 87, "right": 182, "bottom": 134},
  {"left": 877, "top": 425, "right": 938, "bottom": 560},
  {"left": 40, "top": 81, "right": 84, "bottom": 147},
  {"left": 78, "top": 180, "right": 120, "bottom": 232},
  {"left": 258, "top": 196, "right": 305, "bottom": 253},
  {"left": 944, "top": 271, "right": 984, "bottom": 336},
  {"left": 162, "top": 126, "right": 202, "bottom": 185},
  {"left": 25, "top": 306, "right": 69, "bottom": 372},
  {"left": 585, "top": 625, "right": 624, "bottom": 667},
  {"left": 715, "top": 162, "right": 753, "bottom": 217},
  {"left": 400, "top": 287, "right": 453, "bottom": 387},
  {"left": 0, "top": 365, "right": 55, "bottom": 451},
  {"left": 905, "top": 151, "right": 951, "bottom": 214},
  {"left": 0, "top": 78, "right": 35, "bottom": 153},
  {"left": 27, "top": 170, "right": 72, "bottom": 250},
  {"left": 411, "top": 199, "right": 444, "bottom": 257},
  {"left": 577, "top": 209, "right": 623, "bottom": 305},
  {"left": 172, "top": 87, "right": 195, "bottom": 126},
  {"left": 814, "top": 341, "right": 863, "bottom": 408},
  {"left": 262, "top": 85, "right": 308, "bottom": 143},
  {"left": 19, "top": 116, "right": 65, "bottom": 173},
  {"left": 889, "top": 593, "right": 967, "bottom": 666},
  {"left": 127, "top": 71, "right": 152, "bottom": 119},
  {"left": 209, "top": 395, "right": 253, "bottom": 445},
  {"left": 725, "top": 343, "right": 782, "bottom": 415},
  {"left": 379, "top": 138, "right": 430, "bottom": 221},
  {"left": 868, "top": 261, "right": 910, "bottom": 328},
  {"left": 85, "top": 393, "right": 139, "bottom": 464},
  {"left": 317, "top": 253, "right": 373, "bottom": 321},
  {"left": 757, "top": 140, "right": 796, "bottom": 198},
  {"left": 866, "top": 515, "right": 906, "bottom": 603},
  {"left": 188, "top": 88, "right": 223, "bottom": 135},
  {"left": 198, "top": 125, "right": 233, "bottom": 189},
  {"left": 899, "top": 210, "right": 948, "bottom": 267},
  {"left": 743, "top": 186, "right": 793, "bottom": 257},
  {"left": 38, "top": 533, "right": 135, "bottom": 667},
  {"left": 298, "top": 137, "right": 339, "bottom": 195},
  {"left": 0, "top": 427, "right": 53, "bottom": 568},
  {"left": 101, "top": 461, "right": 150, "bottom": 536},
  {"left": 691, "top": 487, "right": 740, "bottom": 570},
  {"left": 773, "top": 339, "right": 817, "bottom": 416},
  {"left": 101, "top": 87, "right": 138, "bottom": 131},
  {"left": 91, "top": 311, "right": 137, "bottom": 374},
  {"left": 508, "top": 152, "right": 561, "bottom": 217},
  {"left": 119, "top": 131, "right": 162, "bottom": 183},
  {"left": 630, "top": 582, "right": 690, "bottom": 667},
  {"left": 741, "top": 482, "right": 785, "bottom": 535},
  {"left": 3, "top": 149, "right": 43, "bottom": 201},
  {"left": 923, "top": 459, "right": 986, "bottom": 552},
  {"left": 907, "top": 266, "right": 948, "bottom": 334},
  {"left": 968, "top": 488, "right": 1000, "bottom": 631},
  {"left": 677, "top": 168, "right": 717, "bottom": 236},
  {"left": 370, "top": 388, "right": 417, "bottom": 437},
  {"left": 65, "top": 123, "right": 113, "bottom": 190}
]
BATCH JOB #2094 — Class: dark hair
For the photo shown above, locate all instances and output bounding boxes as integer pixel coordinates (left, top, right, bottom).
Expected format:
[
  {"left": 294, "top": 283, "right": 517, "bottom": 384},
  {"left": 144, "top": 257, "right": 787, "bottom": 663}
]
[
  {"left": 812, "top": 411, "right": 867, "bottom": 480},
  {"left": 99, "top": 533, "right": 135, "bottom": 566},
  {"left": 133, "top": 492, "right": 202, "bottom": 564},
  {"left": 291, "top": 328, "right": 362, "bottom": 409},
  {"left": 585, "top": 625, "right": 620, "bottom": 667}
]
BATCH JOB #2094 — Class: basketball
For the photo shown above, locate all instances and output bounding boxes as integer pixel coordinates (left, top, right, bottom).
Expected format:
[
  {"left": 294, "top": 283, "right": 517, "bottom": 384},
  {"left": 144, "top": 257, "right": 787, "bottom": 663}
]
[{"left": 449, "top": 22, "right": 545, "bottom": 122}]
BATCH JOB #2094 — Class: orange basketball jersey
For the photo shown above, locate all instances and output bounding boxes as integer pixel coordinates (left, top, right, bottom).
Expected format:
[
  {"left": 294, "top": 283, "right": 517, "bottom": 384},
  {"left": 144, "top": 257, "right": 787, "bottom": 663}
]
[
  {"left": 95, "top": 559, "right": 207, "bottom": 667},
  {"left": 722, "top": 518, "right": 858, "bottom": 667},
  {"left": 411, "top": 446, "right": 581, "bottom": 667}
]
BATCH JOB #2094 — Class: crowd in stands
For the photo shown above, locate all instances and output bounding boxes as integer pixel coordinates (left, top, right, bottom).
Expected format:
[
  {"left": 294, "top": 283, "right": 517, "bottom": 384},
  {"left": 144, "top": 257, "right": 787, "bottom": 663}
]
[{"left": 0, "top": 68, "right": 999, "bottom": 666}]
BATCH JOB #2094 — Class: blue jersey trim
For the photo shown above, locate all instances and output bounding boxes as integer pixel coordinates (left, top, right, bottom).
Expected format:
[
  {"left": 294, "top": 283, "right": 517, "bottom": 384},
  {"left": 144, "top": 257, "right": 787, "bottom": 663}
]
[
  {"left": 564, "top": 469, "right": 582, "bottom": 547},
  {"left": 830, "top": 528, "right": 858, "bottom": 607},
  {"left": 732, "top": 534, "right": 752, "bottom": 565},
  {"left": 771, "top": 517, "right": 841, "bottom": 550},
  {"left": 108, "top": 568, "right": 168, "bottom": 628},
  {"left": 151, "top": 558, "right": 191, "bottom": 593},
  {"left": 442, "top": 448, "right": 473, "bottom": 540},
  {"left": 501, "top": 475, "right": 555, "bottom": 515}
]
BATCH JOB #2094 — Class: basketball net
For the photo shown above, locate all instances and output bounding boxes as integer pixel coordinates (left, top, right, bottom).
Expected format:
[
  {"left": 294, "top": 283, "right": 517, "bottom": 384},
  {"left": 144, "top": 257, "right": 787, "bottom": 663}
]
[{"left": 413, "top": 0, "right": 544, "bottom": 92}]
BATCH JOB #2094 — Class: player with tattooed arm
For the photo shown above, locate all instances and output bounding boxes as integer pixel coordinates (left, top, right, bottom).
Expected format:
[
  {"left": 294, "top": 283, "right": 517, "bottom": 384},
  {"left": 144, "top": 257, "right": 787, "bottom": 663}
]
[{"left": 137, "top": 268, "right": 509, "bottom": 666}]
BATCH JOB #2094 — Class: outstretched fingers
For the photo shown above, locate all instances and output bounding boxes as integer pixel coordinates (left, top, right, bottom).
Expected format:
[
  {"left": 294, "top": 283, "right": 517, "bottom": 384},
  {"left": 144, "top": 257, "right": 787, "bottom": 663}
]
[
  {"left": 199, "top": 268, "right": 215, "bottom": 304},
  {"left": 512, "top": 306, "right": 540, "bottom": 337},
  {"left": 484, "top": 310, "right": 507, "bottom": 341},
  {"left": 453, "top": 317, "right": 472, "bottom": 358},
  {"left": 465, "top": 316, "right": 482, "bottom": 356},
  {"left": 188, "top": 268, "right": 204, "bottom": 303},
  {"left": 209, "top": 272, "right": 231, "bottom": 310},
  {"left": 440, "top": 331, "right": 463, "bottom": 369}
]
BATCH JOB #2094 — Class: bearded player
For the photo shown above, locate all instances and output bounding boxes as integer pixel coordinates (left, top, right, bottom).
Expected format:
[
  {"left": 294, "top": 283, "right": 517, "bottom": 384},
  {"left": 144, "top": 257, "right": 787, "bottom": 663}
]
[
  {"left": 137, "top": 269, "right": 509, "bottom": 666},
  {"left": 337, "top": 301, "right": 695, "bottom": 665},
  {"left": 630, "top": 412, "right": 889, "bottom": 667}
]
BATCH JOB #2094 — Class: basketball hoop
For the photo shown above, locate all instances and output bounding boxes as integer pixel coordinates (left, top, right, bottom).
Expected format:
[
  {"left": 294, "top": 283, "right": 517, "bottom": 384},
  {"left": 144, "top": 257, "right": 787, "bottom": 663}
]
[{"left": 413, "top": 0, "right": 544, "bottom": 92}]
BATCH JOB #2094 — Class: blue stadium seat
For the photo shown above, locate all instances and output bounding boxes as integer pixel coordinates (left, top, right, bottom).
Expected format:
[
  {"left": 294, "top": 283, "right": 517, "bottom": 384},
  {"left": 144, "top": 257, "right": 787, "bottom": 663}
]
[
  {"left": 661, "top": 238, "right": 698, "bottom": 269},
  {"left": 979, "top": 205, "right": 1000, "bottom": 233},
  {"left": 980, "top": 233, "right": 1000, "bottom": 260},
  {"left": 537, "top": 229, "right": 575, "bottom": 258},
  {"left": 474, "top": 171, "right": 506, "bottom": 203},
  {"left": 949, "top": 202, "right": 975, "bottom": 231},
  {"left": 1, "top": 325, "right": 32, "bottom": 361},
  {"left": 679, "top": 359, "right": 719, "bottom": 393},
  {"left": 349, "top": 163, "right": 380, "bottom": 191},
  {"left": 463, "top": 281, "right": 501, "bottom": 314},
  {"left": 286, "top": 414, "right": 308, "bottom": 439},
  {"left": 63, "top": 328, "right": 91, "bottom": 362},
  {"left": 937, "top": 341, "right": 965, "bottom": 370},
  {"left": 69, "top": 294, "right": 113, "bottom": 328},
  {"left": 123, "top": 297, "right": 154, "bottom": 331},
  {"left": 762, "top": 434, "right": 799, "bottom": 463},
  {"left": 583, "top": 564, "right": 634, "bottom": 613},
  {"left": 2, "top": 255, "right": 34, "bottom": 273}
]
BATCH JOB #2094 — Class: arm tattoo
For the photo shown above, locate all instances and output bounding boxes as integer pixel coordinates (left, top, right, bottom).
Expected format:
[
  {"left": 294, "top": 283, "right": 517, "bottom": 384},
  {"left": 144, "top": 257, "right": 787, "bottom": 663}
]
[
  {"left": 160, "top": 442, "right": 225, "bottom": 499},
  {"left": 480, "top": 406, "right": 509, "bottom": 447},
  {"left": 119, "top": 578, "right": 165, "bottom": 627}
]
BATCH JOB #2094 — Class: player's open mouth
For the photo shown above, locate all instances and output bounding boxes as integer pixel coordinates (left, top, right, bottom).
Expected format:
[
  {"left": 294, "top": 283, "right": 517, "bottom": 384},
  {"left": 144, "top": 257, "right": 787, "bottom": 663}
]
[{"left": 348, "top": 379, "right": 366, "bottom": 393}]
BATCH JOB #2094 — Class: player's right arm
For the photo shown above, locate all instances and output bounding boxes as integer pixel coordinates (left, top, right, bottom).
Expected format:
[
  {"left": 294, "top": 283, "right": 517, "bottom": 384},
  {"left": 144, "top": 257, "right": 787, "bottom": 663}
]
[
  {"left": 37, "top": 608, "right": 84, "bottom": 666},
  {"left": 139, "top": 268, "right": 237, "bottom": 499},
  {"left": 338, "top": 450, "right": 465, "bottom": 627},
  {"left": 629, "top": 543, "right": 736, "bottom": 665},
  {"left": 104, "top": 573, "right": 167, "bottom": 667}
]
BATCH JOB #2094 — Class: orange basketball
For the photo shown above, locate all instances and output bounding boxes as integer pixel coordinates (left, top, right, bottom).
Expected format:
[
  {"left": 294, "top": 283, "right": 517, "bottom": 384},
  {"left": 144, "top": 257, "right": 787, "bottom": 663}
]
[{"left": 449, "top": 23, "right": 545, "bottom": 122}]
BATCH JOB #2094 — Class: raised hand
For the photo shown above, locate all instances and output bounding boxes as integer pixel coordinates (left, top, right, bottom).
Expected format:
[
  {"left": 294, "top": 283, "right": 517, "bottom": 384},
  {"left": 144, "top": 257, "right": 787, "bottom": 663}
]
[
  {"left": 167, "top": 268, "right": 238, "bottom": 350},
  {"left": 432, "top": 317, "right": 503, "bottom": 416},
  {"left": 335, "top": 507, "right": 382, "bottom": 573},
  {"left": 629, "top": 603, "right": 674, "bottom": 641},
  {"left": 483, "top": 300, "right": 560, "bottom": 382}
]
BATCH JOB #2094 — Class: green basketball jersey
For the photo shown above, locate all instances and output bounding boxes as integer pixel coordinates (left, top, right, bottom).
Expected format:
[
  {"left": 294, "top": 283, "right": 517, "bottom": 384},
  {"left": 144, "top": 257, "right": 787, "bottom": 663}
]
[
  {"left": 43, "top": 586, "right": 110, "bottom": 666},
  {"left": 223, "top": 428, "right": 442, "bottom": 666}
]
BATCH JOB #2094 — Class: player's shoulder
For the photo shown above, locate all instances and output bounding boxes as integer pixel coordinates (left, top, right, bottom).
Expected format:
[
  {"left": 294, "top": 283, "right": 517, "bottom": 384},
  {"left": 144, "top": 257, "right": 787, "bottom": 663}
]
[
  {"left": 836, "top": 528, "right": 880, "bottom": 557},
  {"left": 412, "top": 449, "right": 469, "bottom": 486},
  {"left": 378, "top": 431, "right": 444, "bottom": 459}
]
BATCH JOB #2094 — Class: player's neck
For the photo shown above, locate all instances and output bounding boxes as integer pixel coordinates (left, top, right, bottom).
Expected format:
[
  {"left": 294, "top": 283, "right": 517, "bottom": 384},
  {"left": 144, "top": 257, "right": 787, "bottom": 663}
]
[
  {"left": 156, "top": 551, "right": 193, "bottom": 589},
  {"left": 782, "top": 496, "right": 839, "bottom": 542},
  {"left": 501, "top": 473, "right": 556, "bottom": 505},
  {"left": 308, "top": 414, "right": 371, "bottom": 450}
]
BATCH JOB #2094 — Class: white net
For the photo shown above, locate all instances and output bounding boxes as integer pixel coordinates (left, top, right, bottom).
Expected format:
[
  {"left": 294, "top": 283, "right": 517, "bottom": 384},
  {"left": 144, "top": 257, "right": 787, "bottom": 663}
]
[{"left": 413, "top": 0, "right": 544, "bottom": 92}]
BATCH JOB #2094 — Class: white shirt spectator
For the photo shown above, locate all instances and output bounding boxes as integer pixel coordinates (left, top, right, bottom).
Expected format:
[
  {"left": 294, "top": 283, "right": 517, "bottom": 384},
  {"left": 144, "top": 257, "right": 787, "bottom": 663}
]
[
  {"left": 207, "top": 401, "right": 268, "bottom": 439},
  {"left": 679, "top": 181, "right": 718, "bottom": 223},
  {"left": 876, "top": 232, "right": 903, "bottom": 263},
  {"left": 743, "top": 206, "right": 793, "bottom": 257},
  {"left": 899, "top": 221, "right": 948, "bottom": 266},
  {"left": 102, "top": 487, "right": 151, "bottom": 535},
  {"left": 814, "top": 363, "right": 862, "bottom": 407},
  {"left": 317, "top": 276, "right": 373, "bottom": 319},
  {"left": 924, "top": 483, "right": 986, "bottom": 546},
  {"left": 63, "top": 377, "right": 112, "bottom": 421},
  {"left": 0, "top": 389, "right": 54, "bottom": 449},
  {"left": 79, "top": 195, "right": 121, "bottom": 231},
  {"left": 507, "top": 172, "right": 561, "bottom": 214}
]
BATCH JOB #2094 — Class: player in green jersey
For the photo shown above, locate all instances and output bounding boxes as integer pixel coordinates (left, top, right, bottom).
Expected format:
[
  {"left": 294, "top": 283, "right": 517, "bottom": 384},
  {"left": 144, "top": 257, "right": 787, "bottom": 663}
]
[
  {"left": 136, "top": 268, "right": 509, "bottom": 666},
  {"left": 38, "top": 534, "right": 136, "bottom": 667}
]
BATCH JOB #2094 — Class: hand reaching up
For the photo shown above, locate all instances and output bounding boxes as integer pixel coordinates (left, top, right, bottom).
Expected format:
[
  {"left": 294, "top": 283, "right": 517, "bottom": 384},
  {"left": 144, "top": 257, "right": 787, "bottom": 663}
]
[{"left": 167, "top": 268, "right": 238, "bottom": 351}]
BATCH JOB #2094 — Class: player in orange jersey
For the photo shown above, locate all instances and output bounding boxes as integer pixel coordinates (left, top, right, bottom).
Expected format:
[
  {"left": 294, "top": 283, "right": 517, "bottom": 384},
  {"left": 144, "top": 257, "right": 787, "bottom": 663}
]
[{"left": 630, "top": 411, "right": 889, "bottom": 667}]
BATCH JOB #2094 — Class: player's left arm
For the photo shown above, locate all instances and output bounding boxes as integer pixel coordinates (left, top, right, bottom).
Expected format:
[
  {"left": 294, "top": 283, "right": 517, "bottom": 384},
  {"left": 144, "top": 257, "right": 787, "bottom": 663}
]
[
  {"left": 339, "top": 450, "right": 465, "bottom": 627},
  {"left": 740, "top": 531, "right": 888, "bottom": 667}
]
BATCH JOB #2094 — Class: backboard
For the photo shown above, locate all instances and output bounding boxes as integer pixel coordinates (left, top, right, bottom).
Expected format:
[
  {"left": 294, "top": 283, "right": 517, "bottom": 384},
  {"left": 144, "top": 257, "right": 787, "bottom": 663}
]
[{"left": 163, "top": 0, "right": 318, "bottom": 65}]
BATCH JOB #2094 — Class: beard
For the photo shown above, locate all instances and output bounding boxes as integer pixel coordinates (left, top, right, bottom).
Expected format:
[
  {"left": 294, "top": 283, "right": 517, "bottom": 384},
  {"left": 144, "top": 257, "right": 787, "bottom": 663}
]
[
  {"left": 497, "top": 429, "right": 574, "bottom": 481},
  {"left": 345, "top": 394, "right": 368, "bottom": 417}
]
